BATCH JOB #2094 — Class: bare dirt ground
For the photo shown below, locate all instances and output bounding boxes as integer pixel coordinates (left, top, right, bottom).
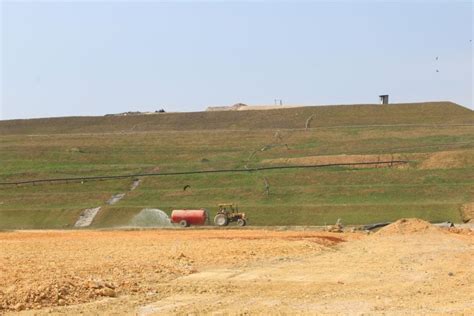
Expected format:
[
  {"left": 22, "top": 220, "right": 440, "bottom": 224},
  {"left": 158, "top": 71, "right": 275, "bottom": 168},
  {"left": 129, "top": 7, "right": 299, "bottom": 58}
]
[{"left": 1, "top": 220, "right": 473, "bottom": 315}]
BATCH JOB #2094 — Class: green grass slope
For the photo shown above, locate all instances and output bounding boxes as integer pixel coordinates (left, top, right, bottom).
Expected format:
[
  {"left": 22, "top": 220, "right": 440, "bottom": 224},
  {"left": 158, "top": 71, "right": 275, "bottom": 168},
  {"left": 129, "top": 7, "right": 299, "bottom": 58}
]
[
  {"left": 0, "top": 102, "right": 473, "bottom": 228},
  {"left": 0, "top": 102, "right": 472, "bottom": 135}
]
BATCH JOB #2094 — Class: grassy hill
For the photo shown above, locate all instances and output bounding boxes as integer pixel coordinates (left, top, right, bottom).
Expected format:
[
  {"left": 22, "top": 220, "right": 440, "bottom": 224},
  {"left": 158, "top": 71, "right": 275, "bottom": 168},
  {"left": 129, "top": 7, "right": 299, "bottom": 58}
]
[
  {"left": 1, "top": 102, "right": 472, "bottom": 135},
  {"left": 0, "top": 101, "right": 473, "bottom": 229}
]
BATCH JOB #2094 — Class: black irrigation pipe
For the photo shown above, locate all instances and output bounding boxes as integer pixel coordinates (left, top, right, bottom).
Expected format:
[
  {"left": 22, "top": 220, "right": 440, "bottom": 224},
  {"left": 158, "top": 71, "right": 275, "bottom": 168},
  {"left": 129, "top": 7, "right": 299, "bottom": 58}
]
[{"left": 0, "top": 160, "right": 410, "bottom": 187}]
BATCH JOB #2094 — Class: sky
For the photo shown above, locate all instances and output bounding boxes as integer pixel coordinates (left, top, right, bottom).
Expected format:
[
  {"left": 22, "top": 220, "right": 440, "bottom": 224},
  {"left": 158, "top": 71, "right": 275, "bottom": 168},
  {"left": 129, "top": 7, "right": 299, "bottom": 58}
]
[{"left": 0, "top": 1, "right": 472, "bottom": 120}]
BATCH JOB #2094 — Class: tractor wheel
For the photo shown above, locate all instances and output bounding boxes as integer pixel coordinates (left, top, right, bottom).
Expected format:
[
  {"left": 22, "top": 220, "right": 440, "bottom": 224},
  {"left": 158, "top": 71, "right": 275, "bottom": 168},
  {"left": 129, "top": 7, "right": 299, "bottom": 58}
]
[
  {"left": 179, "top": 220, "right": 189, "bottom": 228},
  {"left": 237, "top": 218, "right": 246, "bottom": 227},
  {"left": 214, "top": 214, "right": 229, "bottom": 226}
]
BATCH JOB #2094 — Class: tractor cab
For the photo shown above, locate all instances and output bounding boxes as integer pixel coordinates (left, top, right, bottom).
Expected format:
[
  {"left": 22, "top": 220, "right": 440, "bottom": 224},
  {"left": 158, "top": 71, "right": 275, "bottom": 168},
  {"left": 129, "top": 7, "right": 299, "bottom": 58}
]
[{"left": 214, "top": 203, "right": 247, "bottom": 227}]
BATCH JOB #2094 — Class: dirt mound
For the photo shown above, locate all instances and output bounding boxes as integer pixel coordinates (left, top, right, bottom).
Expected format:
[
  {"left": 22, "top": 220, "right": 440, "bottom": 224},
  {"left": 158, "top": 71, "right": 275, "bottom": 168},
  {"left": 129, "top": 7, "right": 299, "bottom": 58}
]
[
  {"left": 460, "top": 202, "right": 474, "bottom": 223},
  {"left": 1, "top": 277, "right": 120, "bottom": 311},
  {"left": 419, "top": 149, "right": 474, "bottom": 169},
  {"left": 375, "top": 218, "right": 439, "bottom": 236},
  {"left": 447, "top": 226, "right": 474, "bottom": 236}
]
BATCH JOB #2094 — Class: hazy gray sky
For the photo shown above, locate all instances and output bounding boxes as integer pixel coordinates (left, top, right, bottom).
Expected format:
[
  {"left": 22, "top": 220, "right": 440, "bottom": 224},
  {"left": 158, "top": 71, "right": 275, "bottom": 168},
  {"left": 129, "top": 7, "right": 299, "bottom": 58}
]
[{"left": 1, "top": 1, "right": 472, "bottom": 120}]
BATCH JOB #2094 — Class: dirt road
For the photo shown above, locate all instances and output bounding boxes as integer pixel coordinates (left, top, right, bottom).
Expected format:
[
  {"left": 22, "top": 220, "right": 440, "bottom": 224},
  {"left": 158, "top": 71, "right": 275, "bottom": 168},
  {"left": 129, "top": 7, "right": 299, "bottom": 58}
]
[{"left": 1, "top": 221, "right": 473, "bottom": 315}]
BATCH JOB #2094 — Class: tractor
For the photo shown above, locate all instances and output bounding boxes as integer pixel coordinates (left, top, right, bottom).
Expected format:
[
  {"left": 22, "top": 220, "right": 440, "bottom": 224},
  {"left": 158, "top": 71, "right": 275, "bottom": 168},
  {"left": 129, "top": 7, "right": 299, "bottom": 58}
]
[{"left": 213, "top": 203, "right": 247, "bottom": 227}]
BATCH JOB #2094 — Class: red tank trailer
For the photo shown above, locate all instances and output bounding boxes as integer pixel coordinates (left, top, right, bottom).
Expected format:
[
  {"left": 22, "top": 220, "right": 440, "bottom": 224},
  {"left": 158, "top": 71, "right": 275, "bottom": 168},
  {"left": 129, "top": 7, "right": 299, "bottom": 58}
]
[{"left": 170, "top": 209, "right": 208, "bottom": 227}]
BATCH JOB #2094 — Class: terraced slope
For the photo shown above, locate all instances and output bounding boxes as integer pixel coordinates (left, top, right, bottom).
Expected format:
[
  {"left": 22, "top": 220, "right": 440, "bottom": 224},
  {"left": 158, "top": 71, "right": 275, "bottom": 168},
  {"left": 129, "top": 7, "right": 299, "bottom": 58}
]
[
  {"left": 0, "top": 102, "right": 473, "bottom": 229},
  {"left": 0, "top": 102, "right": 472, "bottom": 135}
]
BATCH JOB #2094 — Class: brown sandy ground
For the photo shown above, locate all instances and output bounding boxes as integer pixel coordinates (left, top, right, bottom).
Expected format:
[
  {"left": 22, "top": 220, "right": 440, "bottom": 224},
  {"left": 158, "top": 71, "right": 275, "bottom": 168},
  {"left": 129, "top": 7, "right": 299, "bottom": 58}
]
[
  {"left": 1, "top": 221, "right": 473, "bottom": 315},
  {"left": 262, "top": 149, "right": 474, "bottom": 170}
]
